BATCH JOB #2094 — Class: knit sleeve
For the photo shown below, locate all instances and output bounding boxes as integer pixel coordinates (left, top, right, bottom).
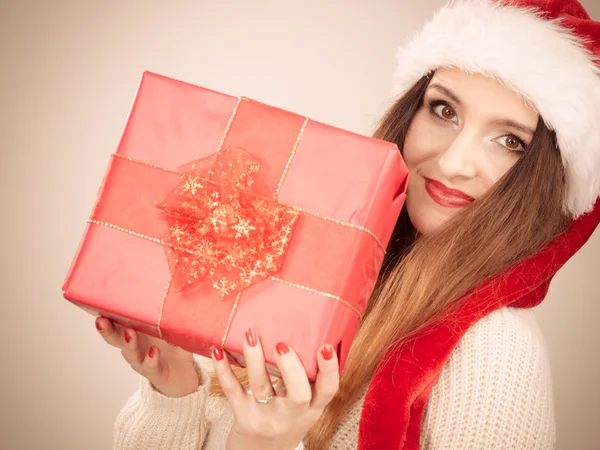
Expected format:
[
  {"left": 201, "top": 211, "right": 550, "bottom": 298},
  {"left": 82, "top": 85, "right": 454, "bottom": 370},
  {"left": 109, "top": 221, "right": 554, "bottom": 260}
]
[
  {"left": 421, "top": 307, "right": 556, "bottom": 450},
  {"left": 112, "top": 357, "right": 210, "bottom": 450}
]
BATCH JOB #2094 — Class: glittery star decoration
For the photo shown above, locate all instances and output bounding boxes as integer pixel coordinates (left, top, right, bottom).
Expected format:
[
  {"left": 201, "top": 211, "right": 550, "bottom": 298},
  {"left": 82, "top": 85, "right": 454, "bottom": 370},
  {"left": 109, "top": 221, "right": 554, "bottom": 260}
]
[{"left": 157, "top": 148, "right": 300, "bottom": 298}]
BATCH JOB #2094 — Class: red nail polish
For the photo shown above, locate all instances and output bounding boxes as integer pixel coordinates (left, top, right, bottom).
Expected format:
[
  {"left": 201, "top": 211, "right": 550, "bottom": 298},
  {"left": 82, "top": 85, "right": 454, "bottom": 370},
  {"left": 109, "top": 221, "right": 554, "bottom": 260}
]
[
  {"left": 213, "top": 347, "right": 224, "bottom": 361},
  {"left": 148, "top": 346, "right": 155, "bottom": 358},
  {"left": 276, "top": 342, "right": 290, "bottom": 356},
  {"left": 245, "top": 328, "right": 258, "bottom": 347},
  {"left": 124, "top": 330, "right": 131, "bottom": 343},
  {"left": 95, "top": 319, "right": 103, "bottom": 332},
  {"left": 321, "top": 345, "right": 334, "bottom": 361}
]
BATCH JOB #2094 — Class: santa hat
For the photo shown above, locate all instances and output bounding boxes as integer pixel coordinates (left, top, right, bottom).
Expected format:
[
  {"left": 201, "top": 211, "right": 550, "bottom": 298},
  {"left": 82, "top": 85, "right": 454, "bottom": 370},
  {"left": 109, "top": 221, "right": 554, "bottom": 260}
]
[{"left": 392, "top": 0, "right": 600, "bottom": 219}]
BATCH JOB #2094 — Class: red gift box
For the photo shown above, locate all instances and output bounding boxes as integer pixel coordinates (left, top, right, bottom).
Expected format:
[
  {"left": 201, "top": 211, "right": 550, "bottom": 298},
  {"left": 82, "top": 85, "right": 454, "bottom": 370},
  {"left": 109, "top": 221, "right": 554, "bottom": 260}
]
[{"left": 62, "top": 71, "right": 408, "bottom": 380}]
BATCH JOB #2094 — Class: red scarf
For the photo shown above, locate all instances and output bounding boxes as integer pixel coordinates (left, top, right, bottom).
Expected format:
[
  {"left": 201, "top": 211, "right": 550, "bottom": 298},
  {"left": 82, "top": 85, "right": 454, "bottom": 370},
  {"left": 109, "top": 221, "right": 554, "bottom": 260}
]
[{"left": 358, "top": 199, "right": 600, "bottom": 449}]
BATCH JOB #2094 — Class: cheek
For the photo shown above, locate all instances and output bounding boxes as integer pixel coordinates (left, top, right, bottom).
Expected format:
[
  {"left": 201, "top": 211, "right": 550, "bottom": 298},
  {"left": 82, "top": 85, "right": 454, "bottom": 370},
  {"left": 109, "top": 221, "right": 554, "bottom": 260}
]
[
  {"left": 478, "top": 153, "right": 520, "bottom": 187},
  {"left": 405, "top": 180, "right": 452, "bottom": 235},
  {"left": 402, "top": 111, "right": 447, "bottom": 170}
]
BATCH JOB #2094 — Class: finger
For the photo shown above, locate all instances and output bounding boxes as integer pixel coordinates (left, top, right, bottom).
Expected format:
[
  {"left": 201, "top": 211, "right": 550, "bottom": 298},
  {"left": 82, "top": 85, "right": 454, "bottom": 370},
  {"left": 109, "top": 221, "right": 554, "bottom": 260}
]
[
  {"left": 141, "top": 345, "right": 162, "bottom": 380},
  {"left": 243, "top": 328, "right": 274, "bottom": 402},
  {"left": 120, "top": 328, "right": 144, "bottom": 371},
  {"left": 310, "top": 344, "right": 340, "bottom": 410},
  {"left": 95, "top": 317, "right": 122, "bottom": 348},
  {"left": 211, "top": 347, "right": 246, "bottom": 409},
  {"left": 273, "top": 342, "right": 312, "bottom": 408}
]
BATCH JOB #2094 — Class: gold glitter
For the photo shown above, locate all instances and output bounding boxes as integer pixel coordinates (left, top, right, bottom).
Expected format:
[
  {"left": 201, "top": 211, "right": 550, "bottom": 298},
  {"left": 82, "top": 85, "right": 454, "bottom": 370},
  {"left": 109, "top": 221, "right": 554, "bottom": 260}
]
[
  {"left": 294, "top": 206, "right": 385, "bottom": 253},
  {"left": 157, "top": 148, "right": 300, "bottom": 297},
  {"left": 218, "top": 98, "right": 242, "bottom": 152},
  {"left": 232, "top": 218, "right": 256, "bottom": 238},
  {"left": 207, "top": 97, "right": 243, "bottom": 178},
  {"left": 274, "top": 117, "right": 309, "bottom": 198},
  {"left": 156, "top": 269, "right": 174, "bottom": 340},
  {"left": 269, "top": 276, "right": 362, "bottom": 317},
  {"left": 221, "top": 292, "right": 242, "bottom": 348},
  {"left": 87, "top": 220, "right": 167, "bottom": 245},
  {"left": 112, "top": 153, "right": 180, "bottom": 173}
]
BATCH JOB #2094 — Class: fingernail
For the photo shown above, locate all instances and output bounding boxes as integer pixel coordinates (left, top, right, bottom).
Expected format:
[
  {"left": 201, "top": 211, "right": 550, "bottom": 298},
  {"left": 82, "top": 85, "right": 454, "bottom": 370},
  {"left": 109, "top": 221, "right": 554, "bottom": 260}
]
[
  {"left": 148, "top": 346, "right": 155, "bottom": 358},
  {"left": 321, "top": 344, "right": 334, "bottom": 361},
  {"left": 213, "top": 347, "right": 224, "bottom": 361},
  {"left": 95, "top": 318, "right": 103, "bottom": 332},
  {"left": 124, "top": 330, "right": 132, "bottom": 343},
  {"left": 276, "top": 342, "right": 290, "bottom": 356},
  {"left": 245, "top": 328, "right": 258, "bottom": 347}
]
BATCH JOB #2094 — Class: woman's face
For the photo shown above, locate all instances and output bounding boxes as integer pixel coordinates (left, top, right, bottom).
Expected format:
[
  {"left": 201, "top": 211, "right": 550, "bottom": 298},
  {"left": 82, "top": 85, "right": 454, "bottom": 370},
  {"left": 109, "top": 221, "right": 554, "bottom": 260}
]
[{"left": 403, "top": 68, "right": 539, "bottom": 235}]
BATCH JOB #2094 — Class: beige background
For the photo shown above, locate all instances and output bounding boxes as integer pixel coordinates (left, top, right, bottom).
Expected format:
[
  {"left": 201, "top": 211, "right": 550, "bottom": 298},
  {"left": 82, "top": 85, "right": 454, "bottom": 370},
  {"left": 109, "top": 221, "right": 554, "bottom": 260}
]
[{"left": 2, "top": 0, "right": 599, "bottom": 449}]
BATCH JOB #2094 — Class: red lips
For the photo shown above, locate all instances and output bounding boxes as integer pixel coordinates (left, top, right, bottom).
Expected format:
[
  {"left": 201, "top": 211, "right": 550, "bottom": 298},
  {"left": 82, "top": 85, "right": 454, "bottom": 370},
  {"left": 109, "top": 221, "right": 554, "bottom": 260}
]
[{"left": 424, "top": 178, "right": 474, "bottom": 208}]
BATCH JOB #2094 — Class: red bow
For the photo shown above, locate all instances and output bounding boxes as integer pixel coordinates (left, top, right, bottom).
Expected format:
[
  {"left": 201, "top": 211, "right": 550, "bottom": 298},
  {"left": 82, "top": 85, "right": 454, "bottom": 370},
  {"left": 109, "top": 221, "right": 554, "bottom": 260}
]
[{"left": 157, "top": 148, "right": 300, "bottom": 297}]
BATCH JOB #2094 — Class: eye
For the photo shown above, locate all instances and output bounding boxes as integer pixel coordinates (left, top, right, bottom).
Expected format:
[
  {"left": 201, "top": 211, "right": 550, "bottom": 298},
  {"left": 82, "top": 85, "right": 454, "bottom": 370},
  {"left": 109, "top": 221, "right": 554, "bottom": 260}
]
[
  {"left": 428, "top": 100, "right": 458, "bottom": 122},
  {"left": 493, "top": 135, "right": 527, "bottom": 153}
]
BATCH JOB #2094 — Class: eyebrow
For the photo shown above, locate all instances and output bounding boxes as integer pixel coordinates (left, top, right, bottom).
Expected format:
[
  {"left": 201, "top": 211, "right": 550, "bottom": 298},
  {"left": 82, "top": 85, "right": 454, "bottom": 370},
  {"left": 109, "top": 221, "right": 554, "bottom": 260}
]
[
  {"left": 490, "top": 119, "right": 536, "bottom": 136},
  {"left": 429, "top": 83, "right": 462, "bottom": 106},
  {"left": 428, "top": 83, "right": 536, "bottom": 136}
]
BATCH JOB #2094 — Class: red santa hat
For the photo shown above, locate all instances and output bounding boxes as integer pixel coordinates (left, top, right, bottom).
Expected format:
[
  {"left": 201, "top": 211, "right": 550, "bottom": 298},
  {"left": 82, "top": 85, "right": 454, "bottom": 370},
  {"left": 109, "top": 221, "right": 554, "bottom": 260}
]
[{"left": 392, "top": 0, "right": 600, "bottom": 219}]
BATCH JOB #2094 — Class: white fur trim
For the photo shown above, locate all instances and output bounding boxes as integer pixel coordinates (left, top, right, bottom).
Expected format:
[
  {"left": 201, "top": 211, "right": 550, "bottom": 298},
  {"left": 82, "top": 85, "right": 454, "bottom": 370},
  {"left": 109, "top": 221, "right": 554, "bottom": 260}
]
[{"left": 393, "top": 0, "right": 600, "bottom": 218}]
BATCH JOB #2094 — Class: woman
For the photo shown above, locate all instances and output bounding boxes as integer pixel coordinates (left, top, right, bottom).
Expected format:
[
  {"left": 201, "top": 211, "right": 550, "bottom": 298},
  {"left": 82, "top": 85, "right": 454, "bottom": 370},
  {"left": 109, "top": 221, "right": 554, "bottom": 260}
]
[{"left": 103, "top": 0, "right": 600, "bottom": 448}]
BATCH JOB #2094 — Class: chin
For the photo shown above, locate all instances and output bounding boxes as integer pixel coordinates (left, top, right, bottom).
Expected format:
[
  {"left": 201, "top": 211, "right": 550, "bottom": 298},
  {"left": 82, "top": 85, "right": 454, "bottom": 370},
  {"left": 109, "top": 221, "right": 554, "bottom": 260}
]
[
  {"left": 407, "top": 210, "right": 437, "bottom": 236},
  {"left": 406, "top": 198, "right": 453, "bottom": 236}
]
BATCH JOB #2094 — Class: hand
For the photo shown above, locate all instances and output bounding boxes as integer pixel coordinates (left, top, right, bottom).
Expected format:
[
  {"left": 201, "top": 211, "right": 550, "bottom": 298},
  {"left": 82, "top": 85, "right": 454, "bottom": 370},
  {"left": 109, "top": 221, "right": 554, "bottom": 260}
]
[
  {"left": 212, "top": 329, "right": 339, "bottom": 450},
  {"left": 95, "top": 317, "right": 200, "bottom": 398}
]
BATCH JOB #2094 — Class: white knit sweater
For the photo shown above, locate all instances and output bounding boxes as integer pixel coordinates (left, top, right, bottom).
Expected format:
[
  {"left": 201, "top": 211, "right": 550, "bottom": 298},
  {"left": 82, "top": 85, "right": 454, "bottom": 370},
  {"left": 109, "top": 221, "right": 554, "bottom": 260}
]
[{"left": 113, "top": 307, "right": 556, "bottom": 449}]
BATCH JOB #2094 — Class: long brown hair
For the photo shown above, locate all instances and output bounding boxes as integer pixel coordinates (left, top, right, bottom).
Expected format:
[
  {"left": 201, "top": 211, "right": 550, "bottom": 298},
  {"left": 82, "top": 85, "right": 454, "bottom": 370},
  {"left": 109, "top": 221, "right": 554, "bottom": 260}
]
[{"left": 212, "top": 72, "right": 570, "bottom": 449}]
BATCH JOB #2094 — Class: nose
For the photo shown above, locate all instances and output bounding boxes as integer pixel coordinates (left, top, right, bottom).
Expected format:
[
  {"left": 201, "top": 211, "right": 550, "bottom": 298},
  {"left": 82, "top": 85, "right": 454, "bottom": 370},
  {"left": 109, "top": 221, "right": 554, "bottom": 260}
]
[{"left": 438, "top": 130, "right": 478, "bottom": 180}]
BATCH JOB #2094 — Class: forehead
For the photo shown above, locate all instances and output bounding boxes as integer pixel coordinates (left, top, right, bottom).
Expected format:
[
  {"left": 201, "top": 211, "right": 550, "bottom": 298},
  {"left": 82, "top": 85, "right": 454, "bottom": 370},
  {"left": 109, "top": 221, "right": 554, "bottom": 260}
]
[{"left": 429, "top": 68, "right": 538, "bottom": 124}]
